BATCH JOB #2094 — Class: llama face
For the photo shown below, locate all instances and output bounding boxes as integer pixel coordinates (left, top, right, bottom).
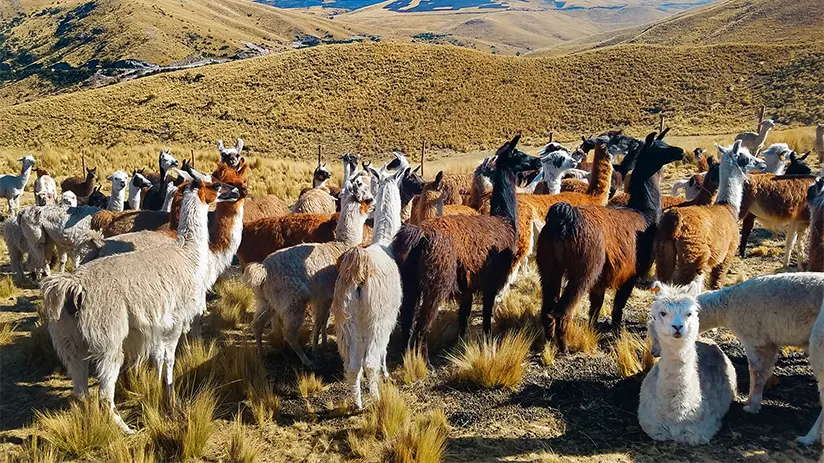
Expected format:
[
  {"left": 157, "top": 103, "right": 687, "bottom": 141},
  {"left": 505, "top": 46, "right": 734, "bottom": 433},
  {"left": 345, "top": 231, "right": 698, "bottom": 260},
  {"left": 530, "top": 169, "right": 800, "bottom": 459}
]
[
  {"left": 61, "top": 191, "right": 77, "bottom": 207},
  {"left": 401, "top": 169, "right": 425, "bottom": 197},
  {"left": 495, "top": 135, "right": 542, "bottom": 173},
  {"left": 17, "top": 155, "right": 35, "bottom": 170},
  {"left": 651, "top": 276, "right": 703, "bottom": 342},
  {"left": 108, "top": 171, "right": 129, "bottom": 192},
  {"left": 159, "top": 149, "right": 180, "bottom": 171},
  {"left": 646, "top": 132, "right": 686, "bottom": 168},
  {"left": 86, "top": 167, "right": 97, "bottom": 180},
  {"left": 717, "top": 141, "right": 766, "bottom": 175},
  {"left": 760, "top": 119, "right": 776, "bottom": 130},
  {"left": 131, "top": 170, "right": 153, "bottom": 189},
  {"left": 540, "top": 150, "right": 577, "bottom": 178},
  {"left": 314, "top": 163, "right": 332, "bottom": 183},
  {"left": 217, "top": 138, "right": 244, "bottom": 168}
]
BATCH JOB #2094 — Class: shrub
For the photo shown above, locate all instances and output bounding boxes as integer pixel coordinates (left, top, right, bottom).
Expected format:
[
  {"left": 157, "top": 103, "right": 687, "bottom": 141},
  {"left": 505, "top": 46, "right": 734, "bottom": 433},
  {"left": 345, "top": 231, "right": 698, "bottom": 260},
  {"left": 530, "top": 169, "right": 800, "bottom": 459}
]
[
  {"left": 401, "top": 347, "right": 428, "bottom": 385},
  {"left": 296, "top": 371, "right": 323, "bottom": 398},
  {"left": 447, "top": 331, "right": 533, "bottom": 390},
  {"left": 35, "top": 395, "right": 123, "bottom": 459}
]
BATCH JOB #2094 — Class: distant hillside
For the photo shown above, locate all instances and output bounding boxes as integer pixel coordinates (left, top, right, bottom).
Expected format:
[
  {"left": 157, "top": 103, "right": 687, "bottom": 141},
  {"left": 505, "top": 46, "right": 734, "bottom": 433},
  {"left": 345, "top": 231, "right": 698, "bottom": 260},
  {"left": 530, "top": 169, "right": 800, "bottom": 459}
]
[{"left": 1, "top": 42, "right": 820, "bottom": 159}]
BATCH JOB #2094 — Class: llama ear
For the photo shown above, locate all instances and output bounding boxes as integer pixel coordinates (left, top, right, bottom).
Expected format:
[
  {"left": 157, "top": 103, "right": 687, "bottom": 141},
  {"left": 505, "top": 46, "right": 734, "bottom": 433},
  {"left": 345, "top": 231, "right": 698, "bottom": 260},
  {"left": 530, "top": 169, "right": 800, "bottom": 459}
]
[
  {"left": 236, "top": 138, "right": 244, "bottom": 153},
  {"left": 368, "top": 165, "right": 381, "bottom": 180},
  {"left": 434, "top": 171, "right": 444, "bottom": 186},
  {"left": 237, "top": 160, "right": 249, "bottom": 177},
  {"left": 645, "top": 132, "right": 657, "bottom": 146},
  {"left": 800, "top": 151, "right": 811, "bottom": 161},
  {"left": 217, "top": 140, "right": 225, "bottom": 151},
  {"left": 732, "top": 139, "right": 743, "bottom": 153},
  {"left": 413, "top": 164, "right": 421, "bottom": 174},
  {"left": 106, "top": 175, "right": 113, "bottom": 181},
  {"left": 656, "top": 128, "right": 670, "bottom": 140},
  {"left": 687, "top": 275, "right": 705, "bottom": 297}
]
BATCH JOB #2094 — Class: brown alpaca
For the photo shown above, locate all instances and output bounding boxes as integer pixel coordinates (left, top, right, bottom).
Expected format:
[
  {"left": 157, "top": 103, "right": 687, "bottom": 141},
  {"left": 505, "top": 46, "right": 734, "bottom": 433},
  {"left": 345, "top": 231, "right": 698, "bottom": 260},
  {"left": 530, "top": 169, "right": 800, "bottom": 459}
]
[
  {"left": 393, "top": 136, "right": 540, "bottom": 361},
  {"left": 90, "top": 209, "right": 171, "bottom": 238},
  {"left": 807, "top": 178, "right": 824, "bottom": 271},
  {"left": 243, "top": 195, "right": 290, "bottom": 223},
  {"left": 537, "top": 132, "right": 684, "bottom": 352},
  {"left": 61, "top": 167, "right": 97, "bottom": 198},
  {"left": 738, "top": 173, "right": 815, "bottom": 268},
  {"left": 410, "top": 171, "right": 480, "bottom": 225},
  {"left": 655, "top": 142, "right": 765, "bottom": 289},
  {"left": 694, "top": 148, "right": 709, "bottom": 173},
  {"left": 668, "top": 157, "right": 721, "bottom": 209},
  {"left": 441, "top": 172, "right": 473, "bottom": 205}
]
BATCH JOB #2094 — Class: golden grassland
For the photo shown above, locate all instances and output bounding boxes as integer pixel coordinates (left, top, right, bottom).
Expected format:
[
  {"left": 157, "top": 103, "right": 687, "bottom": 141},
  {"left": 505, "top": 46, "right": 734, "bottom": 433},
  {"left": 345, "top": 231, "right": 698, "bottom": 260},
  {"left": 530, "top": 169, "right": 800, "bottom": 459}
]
[{"left": 0, "top": 41, "right": 821, "bottom": 161}]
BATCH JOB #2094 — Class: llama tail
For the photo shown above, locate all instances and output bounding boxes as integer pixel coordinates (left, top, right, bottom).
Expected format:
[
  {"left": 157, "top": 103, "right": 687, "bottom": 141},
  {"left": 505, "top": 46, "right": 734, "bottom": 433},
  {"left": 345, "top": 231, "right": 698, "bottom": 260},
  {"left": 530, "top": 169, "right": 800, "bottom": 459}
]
[
  {"left": 40, "top": 273, "right": 84, "bottom": 321},
  {"left": 332, "top": 247, "right": 375, "bottom": 360},
  {"left": 545, "top": 202, "right": 580, "bottom": 240},
  {"left": 243, "top": 262, "right": 268, "bottom": 288}
]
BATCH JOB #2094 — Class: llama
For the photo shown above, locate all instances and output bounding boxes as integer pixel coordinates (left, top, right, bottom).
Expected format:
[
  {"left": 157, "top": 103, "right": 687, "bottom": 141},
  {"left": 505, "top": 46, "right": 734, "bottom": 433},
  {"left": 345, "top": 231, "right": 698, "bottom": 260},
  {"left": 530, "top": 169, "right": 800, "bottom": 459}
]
[
  {"left": 655, "top": 141, "right": 766, "bottom": 288},
  {"left": 439, "top": 172, "right": 474, "bottom": 206},
  {"left": 816, "top": 123, "right": 824, "bottom": 164},
  {"left": 410, "top": 171, "right": 479, "bottom": 225},
  {"left": 332, "top": 165, "right": 408, "bottom": 408},
  {"left": 61, "top": 191, "right": 77, "bottom": 207},
  {"left": 244, "top": 173, "right": 374, "bottom": 366},
  {"left": 84, "top": 185, "right": 107, "bottom": 208},
  {"left": 34, "top": 168, "right": 57, "bottom": 206},
  {"left": 0, "top": 155, "right": 35, "bottom": 216},
  {"left": 41, "top": 179, "right": 239, "bottom": 433},
  {"left": 90, "top": 209, "right": 170, "bottom": 238},
  {"left": 4, "top": 211, "right": 30, "bottom": 280},
  {"left": 393, "top": 135, "right": 541, "bottom": 361},
  {"left": 735, "top": 119, "right": 775, "bottom": 154},
  {"left": 807, "top": 178, "right": 824, "bottom": 272},
  {"left": 694, "top": 148, "right": 709, "bottom": 173},
  {"left": 218, "top": 138, "right": 244, "bottom": 169},
  {"left": 19, "top": 203, "right": 102, "bottom": 277},
  {"left": 785, "top": 151, "right": 813, "bottom": 176},
  {"left": 298, "top": 163, "right": 333, "bottom": 198},
  {"left": 400, "top": 165, "right": 425, "bottom": 222},
  {"left": 126, "top": 169, "right": 154, "bottom": 210},
  {"left": 61, "top": 167, "right": 97, "bottom": 199},
  {"left": 467, "top": 157, "right": 495, "bottom": 214},
  {"left": 142, "top": 149, "right": 180, "bottom": 210},
  {"left": 106, "top": 171, "right": 129, "bottom": 212},
  {"left": 639, "top": 276, "right": 736, "bottom": 445},
  {"left": 292, "top": 188, "right": 336, "bottom": 215},
  {"left": 536, "top": 149, "right": 579, "bottom": 195},
  {"left": 669, "top": 158, "right": 720, "bottom": 209},
  {"left": 537, "top": 131, "right": 684, "bottom": 351},
  {"left": 760, "top": 143, "right": 793, "bottom": 175}
]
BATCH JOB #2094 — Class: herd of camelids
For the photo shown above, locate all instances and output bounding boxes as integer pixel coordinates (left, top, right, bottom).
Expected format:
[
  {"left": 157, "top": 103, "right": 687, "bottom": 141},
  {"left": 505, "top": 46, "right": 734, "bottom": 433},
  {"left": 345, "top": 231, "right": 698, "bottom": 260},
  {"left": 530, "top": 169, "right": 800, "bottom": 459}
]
[{"left": 3, "top": 122, "right": 824, "bottom": 446}]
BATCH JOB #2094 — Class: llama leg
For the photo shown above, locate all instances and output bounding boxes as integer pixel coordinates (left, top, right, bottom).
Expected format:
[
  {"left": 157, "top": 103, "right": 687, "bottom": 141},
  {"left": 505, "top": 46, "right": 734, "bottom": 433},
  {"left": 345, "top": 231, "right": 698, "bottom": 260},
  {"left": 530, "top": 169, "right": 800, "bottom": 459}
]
[
  {"left": 49, "top": 319, "right": 90, "bottom": 398},
  {"left": 795, "top": 227, "right": 807, "bottom": 269},
  {"left": 98, "top": 350, "right": 133, "bottom": 434},
  {"left": 738, "top": 213, "right": 756, "bottom": 258},
  {"left": 285, "top": 304, "right": 314, "bottom": 368},
  {"left": 252, "top": 296, "right": 272, "bottom": 358},
  {"left": 345, "top": 366, "right": 364, "bottom": 410},
  {"left": 163, "top": 334, "right": 182, "bottom": 406},
  {"left": 743, "top": 344, "right": 779, "bottom": 413},
  {"left": 414, "top": 295, "right": 440, "bottom": 363},
  {"left": 610, "top": 279, "right": 637, "bottom": 332},
  {"left": 797, "top": 410, "right": 823, "bottom": 445},
  {"left": 481, "top": 287, "right": 499, "bottom": 338},
  {"left": 709, "top": 254, "right": 734, "bottom": 290},
  {"left": 587, "top": 287, "right": 606, "bottom": 327},
  {"left": 784, "top": 226, "right": 798, "bottom": 269},
  {"left": 539, "top": 272, "right": 562, "bottom": 344},
  {"left": 457, "top": 290, "right": 473, "bottom": 339}
]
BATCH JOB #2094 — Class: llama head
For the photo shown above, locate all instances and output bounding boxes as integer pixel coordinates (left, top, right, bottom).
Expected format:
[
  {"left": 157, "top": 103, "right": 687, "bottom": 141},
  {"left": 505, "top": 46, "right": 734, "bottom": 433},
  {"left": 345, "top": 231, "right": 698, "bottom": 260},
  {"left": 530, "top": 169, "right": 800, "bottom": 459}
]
[
  {"left": 474, "top": 157, "right": 495, "bottom": 191},
  {"left": 651, "top": 275, "right": 704, "bottom": 346},
  {"left": 633, "top": 130, "right": 684, "bottom": 180},
  {"left": 594, "top": 141, "right": 614, "bottom": 164},
  {"left": 539, "top": 149, "right": 577, "bottom": 179},
  {"left": 339, "top": 153, "right": 361, "bottom": 179},
  {"left": 313, "top": 162, "right": 331, "bottom": 184},
  {"left": 159, "top": 148, "right": 179, "bottom": 171},
  {"left": 17, "top": 155, "right": 35, "bottom": 170},
  {"left": 131, "top": 169, "right": 153, "bottom": 189},
  {"left": 60, "top": 191, "right": 77, "bottom": 207},
  {"left": 178, "top": 159, "right": 212, "bottom": 184},
  {"left": 345, "top": 169, "right": 374, "bottom": 205},
  {"left": 85, "top": 167, "right": 97, "bottom": 181},
  {"left": 107, "top": 171, "right": 129, "bottom": 193},
  {"left": 760, "top": 143, "right": 791, "bottom": 173},
  {"left": 495, "top": 135, "right": 541, "bottom": 174},
  {"left": 192, "top": 179, "right": 240, "bottom": 205},
  {"left": 35, "top": 191, "right": 53, "bottom": 206},
  {"left": 577, "top": 134, "right": 598, "bottom": 156},
  {"left": 760, "top": 119, "right": 776, "bottom": 131},
  {"left": 35, "top": 168, "right": 51, "bottom": 178},
  {"left": 217, "top": 139, "right": 244, "bottom": 168},
  {"left": 787, "top": 151, "right": 813, "bottom": 176},
  {"left": 716, "top": 140, "right": 766, "bottom": 177},
  {"left": 213, "top": 162, "right": 249, "bottom": 198},
  {"left": 401, "top": 165, "right": 425, "bottom": 197}
]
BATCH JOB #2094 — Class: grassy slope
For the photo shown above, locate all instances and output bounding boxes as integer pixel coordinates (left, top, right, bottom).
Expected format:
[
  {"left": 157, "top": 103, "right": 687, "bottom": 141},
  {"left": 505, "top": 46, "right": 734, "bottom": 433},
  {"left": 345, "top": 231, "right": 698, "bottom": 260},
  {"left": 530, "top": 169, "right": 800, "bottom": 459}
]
[{"left": 0, "top": 41, "right": 821, "bottom": 160}]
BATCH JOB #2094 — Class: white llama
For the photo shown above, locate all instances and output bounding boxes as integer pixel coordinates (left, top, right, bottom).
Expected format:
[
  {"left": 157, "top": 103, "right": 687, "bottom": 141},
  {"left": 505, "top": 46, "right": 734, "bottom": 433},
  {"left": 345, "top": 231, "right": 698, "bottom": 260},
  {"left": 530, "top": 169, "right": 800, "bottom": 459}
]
[
  {"left": 760, "top": 143, "right": 792, "bottom": 175},
  {"left": 0, "top": 155, "right": 35, "bottom": 216},
  {"left": 639, "top": 276, "right": 737, "bottom": 445},
  {"left": 61, "top": 191, "right": 77, "bottom": 207},
  {"left": 735, "top": 119, "right": 775, "bottom": 154},
  {"left": 106, "top": 171, "right": 129, "bottom": 212},
  {"left": 127, "top": 169, "right": 153, "bottom": 210},
  {"left": 217, "top": 138, "right": 244, "bottom": 169}
]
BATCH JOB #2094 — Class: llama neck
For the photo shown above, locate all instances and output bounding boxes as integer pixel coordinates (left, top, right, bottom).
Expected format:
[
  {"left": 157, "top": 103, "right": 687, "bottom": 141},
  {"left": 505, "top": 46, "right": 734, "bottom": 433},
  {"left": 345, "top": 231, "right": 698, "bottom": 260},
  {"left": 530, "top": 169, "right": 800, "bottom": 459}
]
[
  {"left": 414, "top": 191, "right": 440, "bottom": 224},
  {"left": 715, "top": 163, "right": 746, "bottom": 217},
  {"left": 626, "top": 164, "right": 662, "bottom": 224},
  {"left": 209, "top": 199, "right": 244, "bottom": 254},
  {"left": 313, "top": 176, "right": 328, "bottom": 189},
  {"left": 335, "top": 198, "right": 367, "bottom": 246},
  {"left": 161, "top": 183, "right": 177, "bottom": 212},
  {"left": 757, "top": 125, "right": 772, "bottom": 144},
  {"left": 656, "top": 339, "right": 702, "bottom": 416},
  {"left": 127, "top": 183, "right": 143, "bottom": 210},
  {"left": 809, "top": 204, "right": 824, "bottom": 271},
  {"left": 541, "top": 167, "right": 565, "bottom": 195},
  {"left": 766, "top": 158, "right": 785, "bottom": 175},
  {"left": 696, "top": 289, "right": 728, "bottom": 332},
  {"left": 490, "top": 167, "right": 518, "bottom": 226},
  {"left": 177, "top": 192, "right": 211, "bottom": 253},
  {"left": 586, "top": 151, "right": 612, "bottom": 200},
  {"left": 108, "top": 187, "right": 126, "bottom": 212},
  {"left": 372, "top": 184, "right": 402, "bottom": 246},
  {"left": 400, "top": 189, "right": 416, "bottom": 222},
  {"left": 17, "top": 163, "right": 32, "bottom": 189}
]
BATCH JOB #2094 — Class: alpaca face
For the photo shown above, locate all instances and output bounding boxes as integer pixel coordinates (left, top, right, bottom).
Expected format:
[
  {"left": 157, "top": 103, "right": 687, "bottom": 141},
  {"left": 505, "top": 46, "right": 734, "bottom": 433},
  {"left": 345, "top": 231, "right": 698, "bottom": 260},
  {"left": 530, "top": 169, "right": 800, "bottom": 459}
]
[
  {"left": 107, "top": 171, "right": 128, "bottom": 192},
  {"left": 651, "top": 276, "right": 703, "bottom": 343},
  {"left": 17, "top": 155, "right": 35, "bottom": 170},
  {"left": 131, "top": 170, "right": 153, "bottom": 189},
  {"left": 217, "top": 138, "right": 244, "bottom": 168},
  {"left": 159, "top": 149, "right": 180, "bottom": 171},
  {"left": 540, "top": 150, "right": 577, "bottom": 179},
  {"left": 61, "top": 191, "right": 77, "bottom": 207}
]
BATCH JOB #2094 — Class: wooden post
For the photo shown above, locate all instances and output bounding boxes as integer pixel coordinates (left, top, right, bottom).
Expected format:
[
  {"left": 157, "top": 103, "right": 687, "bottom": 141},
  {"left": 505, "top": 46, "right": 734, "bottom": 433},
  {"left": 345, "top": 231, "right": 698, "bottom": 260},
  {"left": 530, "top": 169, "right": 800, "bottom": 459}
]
[
  {"left": 317, "top": 144, "right": 322, "bottom": 167},
  {"left": 659, "top": 114, "right": 665, "bottom": 133},
  {"left": 758, "top": 105, "right": 766, "bottom": 129},
  {"left": 190, "top": 149, "right": 195, "bottom": 168},
  {"left": 81, "top": 151, "right": 86, "bottom": 176},
  {"left": 420, "top": 140, "right": 426, "bottom": 177},
  {"left": 549, "top": 132, "right": 553, "bottom": 143}
]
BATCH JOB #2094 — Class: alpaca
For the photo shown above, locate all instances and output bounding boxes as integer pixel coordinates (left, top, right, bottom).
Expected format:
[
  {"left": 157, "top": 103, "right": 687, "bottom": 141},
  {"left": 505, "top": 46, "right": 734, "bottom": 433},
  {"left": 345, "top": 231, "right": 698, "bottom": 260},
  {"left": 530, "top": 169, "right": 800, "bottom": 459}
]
[
  {"left": 61, "top": 167, "right": 97, "bottom": 199},
  {"left": 61, "top": 191, "right": 77, "bottom": 207},
  {"left": 393, "top": 135, "right": 541, "bottom": 360},
  {"left": 4, "top": 211, "right": 30, "bottom": 280},
  {"left": 655, "top": 141, "right": 766, "bottom": 288},
  {"left": 737, "top": 172, "right": 815, "bottom": 267},
  {"left": 34, "top": 168, "right": 57, "bottom": 206},
  {"left": 735, "top": 119, "right": 775, "bottom": 154},
  {"left": 332, "top": 165, "right": 408, "bottom": 408},
  {"left": 217, "top": 138, "right": 244, "bottom": 169},
  {"left": 410, "top": 171, "right": 479, "bottom": 225},
  {"left": 537, "top": 131, "right": 684, "bottom": 351},
  {"left": 694, "top": 148, "right": 709, "bottom": 173},
  {"left": 816, "top": 123, "right": 824, "bottom": 164},
  {"left": 0, "top": 155, "right": 35, "bottom": 216},
  {"left": 785, "top": 151, "right": 813, "bottom": 176},
  {"left": 760, "top": 143, "right": 792, "bottom": 174},
  {"left": 142, "top": 149, "right": 180, "bottom": 210},
  {"left": 244, "top": 195, "right": 290, "bottom": 223},
  {"left": 807, "top": 178, "right": 824, "bottom": 272},
  {"left": 639, "top": 276, "right": 736, "bottom": 445},
  {"left": 244, "top": 174, "right": 374, "bottom": 366},
  {"left": 41, "top": 179, "right": 239, "bottom": 433},
  {"left": 126, "top": 169, "right": 154, "bottom": 210},
  {"left": 106, "top": 171, "right": 129, "bottom": 212},
  {"left": 292, "top": 188, "right": 336, "bottom": 215}
]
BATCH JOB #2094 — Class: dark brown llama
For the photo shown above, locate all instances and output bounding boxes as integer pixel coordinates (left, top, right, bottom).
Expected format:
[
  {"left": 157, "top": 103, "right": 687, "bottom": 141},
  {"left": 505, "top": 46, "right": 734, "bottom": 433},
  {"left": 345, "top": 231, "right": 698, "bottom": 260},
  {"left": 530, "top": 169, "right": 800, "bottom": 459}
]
[
  {"left": 393, "top": 135, "right": 541, "bottom": 360},
  {"left": 536, "top": 131, "right": 684, "bottom": 352},
  {"left": 61, "top": 167, "right": 97, "bottom": 198}
]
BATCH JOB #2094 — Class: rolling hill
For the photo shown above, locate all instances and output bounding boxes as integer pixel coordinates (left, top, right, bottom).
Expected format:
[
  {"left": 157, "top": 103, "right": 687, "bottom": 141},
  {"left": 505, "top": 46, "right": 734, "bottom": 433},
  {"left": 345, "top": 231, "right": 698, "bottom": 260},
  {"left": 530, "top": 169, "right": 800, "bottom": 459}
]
[{"left": 0, "top": 41, "right": 820, "bottom": 160}]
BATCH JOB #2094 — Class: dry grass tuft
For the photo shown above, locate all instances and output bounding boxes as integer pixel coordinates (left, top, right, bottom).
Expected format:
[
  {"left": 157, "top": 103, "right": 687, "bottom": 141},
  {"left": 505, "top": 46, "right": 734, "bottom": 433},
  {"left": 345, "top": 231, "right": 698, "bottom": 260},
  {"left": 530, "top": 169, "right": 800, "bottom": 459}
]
[
  {"left": 246, "top": 380, "right": 280, "bottom": 425},
  {"left": 296, "top": 371, "right": 324, "bottom": 398},
  {"left": 750, "top": 245, "right": 782, "bottom": 257},
  {"left": 494, "top": 289, "right": 541, "bottom": 336},
  {"left": 0, "top": 321, "right": 18, "bottom": 346},
  {"left": 174, "top": 338, "right": 220, "bottom": 395},
  {"left": 447, "top": 331, "right": 533, "bottom": 390},
  {"left": 211, "top": 278, "right": 255, "bottom": 330},
  {"left": 364, "top": 382, "right": 412, "bottom": 440},
  {"left": 541, "top": 343, "right": 557, "bottom": 367},
  {"left": 143, "top": 388, "right": 216, "bottom": 462},
  {"left": 565, "top": 319, "right": 601, "bottom": 354},
  {"left": 219, "top": 339, "right": 268, "bottom": 403},
  {"left": 35, "top": 395, "right": 123, "bottom": 459},
  {"left": 228, "top": 414, "right": 261, "bottom": 463},
  {"left": 105, "top": 437, "right": 156, "bottom": 463},
  {"left": 427, "top": 310, "right": 460, "bottom": 354},
  {"left": 0, "top": 275, "right": 18, "bottom": 299},
  {"left": 392, "top": 408, "right": 450, "bottom": 463},
  {"left": 117, "top": 363, "right": 164, "bottom": 415},
  {"left": 401, "top": 346, "right": 428, "bottom": 385},
  {"left": 10, "top": 433, "right": 60, "bottom": 463},
  {"left": 612, "top": 330, "right": 653, "bottom": 378}
]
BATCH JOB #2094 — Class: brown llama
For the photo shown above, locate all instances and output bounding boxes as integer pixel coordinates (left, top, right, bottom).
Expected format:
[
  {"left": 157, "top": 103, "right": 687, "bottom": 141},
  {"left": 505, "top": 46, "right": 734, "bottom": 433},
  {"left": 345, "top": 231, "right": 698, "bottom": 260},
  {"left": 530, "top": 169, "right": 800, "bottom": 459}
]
[
  {"left": 61, "top": 167, "right": 97, "bottom": 198},
  {"left": 655, "top": 142, "right": 766, "bottom": 289},
  {"left": 737, "top": 173, "right": 816, "bottom": 268},
  {"left": 410, "top": 171, "right": 480, "bottom": 225},
  {"left": 441, "top": 172, "right": 473, "bottom": 206},
  {"left": 537, "top": 131, "right": 684, "bottom": 352},
  {"left": 694, "top": 148, "right": 709, "bottom": 173},
  {"left": 807, "top": 178, "right": 824, "bottom": 272},
  {"left": 244, "top": 195, "right": 290, "bottom": 223},
  {"left": 668, "top": 157, "right": 720, "bottom": 209},
  {"left": 393, "top": 135, "right": 541, "bottom": 361}
]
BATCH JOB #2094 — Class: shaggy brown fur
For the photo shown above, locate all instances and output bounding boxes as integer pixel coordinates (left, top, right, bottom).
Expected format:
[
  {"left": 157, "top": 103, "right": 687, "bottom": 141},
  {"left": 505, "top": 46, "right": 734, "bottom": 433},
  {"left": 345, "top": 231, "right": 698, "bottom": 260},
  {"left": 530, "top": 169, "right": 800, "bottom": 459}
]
[
  {"left": 90, "top": 209, "right": 171, "bottom": 238},
  {"left": 411, "top": 172, "right": 481, "bottom": 225},
  {"left": 442, "top": 173, "right": 473, "bottom": 205},
  {"left": 243, "top": 195, "right": 290, "bottom": 223},
  {"left": 60, "top": 167, "right": 97, "bottom": 197},
  {"left": 737, "top": 174, "right": 815, "bottom": 265},
  {"left": 292, "top": 188, "right": 336, "bottom": 214},
  {"left": 537, "top": 132, "right": 684, "bottom": 352}
]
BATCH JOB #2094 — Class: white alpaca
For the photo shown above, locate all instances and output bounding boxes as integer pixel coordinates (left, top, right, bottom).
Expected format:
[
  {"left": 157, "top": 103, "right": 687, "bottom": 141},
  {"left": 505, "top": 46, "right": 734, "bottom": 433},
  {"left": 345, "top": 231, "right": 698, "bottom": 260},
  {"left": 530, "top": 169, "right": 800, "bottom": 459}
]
[
  {"left": 60, "top": 191, "right": 77, "bottom": 207},
  {"left": 4, "top": 211, "right": 30, "bottom": 280},
  {"left": 106, "top": 171, "right": 129, "bottom": 212},
  {"left": 735, "top": 119, "right": 775, "bottom": 154},
  {"left": 244, "top": 174, "right": 373, "bottom": 366},
  {"left": 760, "top": 143, "right": 791, "bottom": 175},
  {"left": 127, "top": 170, "right": 153, "bottom": 210},
  {"left": 217, "top": 138, "right": 244, "bottom": 169},
  {"left": 0, "top": 155, "right": 35, "bottom": 216},
  {"left": 639, "top": 276, "right": 737, "bottom": 445},
  {"left": 34, "top": 170, "right": 57, "bottom": 206},
  {"left": 19, "top": 204, "right": 101, "bottom": 277},
  {"left": 331, "top": 161, "right": 408, "bottom": 408},
  {"left": 539, "top": 149, "right": 578, "bottom": 194},
  {"left": 40, "top": 180, "right": 239, "bottom": 433}
]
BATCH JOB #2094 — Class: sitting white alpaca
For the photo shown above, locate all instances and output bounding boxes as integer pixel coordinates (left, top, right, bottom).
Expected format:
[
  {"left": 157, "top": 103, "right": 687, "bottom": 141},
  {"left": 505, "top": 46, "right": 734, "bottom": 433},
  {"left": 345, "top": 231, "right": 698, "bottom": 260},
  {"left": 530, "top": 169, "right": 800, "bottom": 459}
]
[{"left": 639, "top": 275, "right": 737, "bottom": 445}]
